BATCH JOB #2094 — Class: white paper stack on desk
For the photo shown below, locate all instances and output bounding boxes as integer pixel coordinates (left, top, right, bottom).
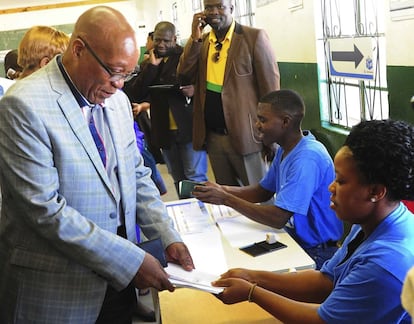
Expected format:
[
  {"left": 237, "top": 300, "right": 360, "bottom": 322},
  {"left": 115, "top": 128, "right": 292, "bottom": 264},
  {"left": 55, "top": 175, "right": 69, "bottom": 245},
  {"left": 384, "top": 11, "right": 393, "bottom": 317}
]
[{"left": 166, "top": 263, "right": 224, "bottom": 294}]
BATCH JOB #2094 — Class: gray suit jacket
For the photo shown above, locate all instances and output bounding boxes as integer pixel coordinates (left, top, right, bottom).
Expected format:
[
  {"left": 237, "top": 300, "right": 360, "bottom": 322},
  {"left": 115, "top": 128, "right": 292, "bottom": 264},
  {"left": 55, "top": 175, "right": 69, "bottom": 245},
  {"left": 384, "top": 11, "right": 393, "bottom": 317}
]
[
  {"left": 0, "top": 57, "right": 181, "bottom": 323},
  {"left": 178, "top": 22, "right": 280, "bottom": 155}
]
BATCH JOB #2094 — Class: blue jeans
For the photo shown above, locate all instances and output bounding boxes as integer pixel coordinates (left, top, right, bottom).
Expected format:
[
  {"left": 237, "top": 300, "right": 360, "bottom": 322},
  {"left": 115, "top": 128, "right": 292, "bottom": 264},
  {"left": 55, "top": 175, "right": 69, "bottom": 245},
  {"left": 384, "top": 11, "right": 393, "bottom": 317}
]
[{"left": 161, "top": 138, "right": 208, "bottom": 194}]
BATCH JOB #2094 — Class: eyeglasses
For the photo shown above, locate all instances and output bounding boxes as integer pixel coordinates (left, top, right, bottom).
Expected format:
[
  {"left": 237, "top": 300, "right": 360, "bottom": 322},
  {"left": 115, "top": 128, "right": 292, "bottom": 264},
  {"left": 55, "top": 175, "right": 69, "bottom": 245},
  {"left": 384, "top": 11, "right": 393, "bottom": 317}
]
[
  {"left": 78, "top": 36, "right": 138, "bottom": 82},
  {"left": 204, "top": 4, "right": 227, "bottom": 12},
  {"left": 212, "top": 41, "right": 223, "bottom": 63}
]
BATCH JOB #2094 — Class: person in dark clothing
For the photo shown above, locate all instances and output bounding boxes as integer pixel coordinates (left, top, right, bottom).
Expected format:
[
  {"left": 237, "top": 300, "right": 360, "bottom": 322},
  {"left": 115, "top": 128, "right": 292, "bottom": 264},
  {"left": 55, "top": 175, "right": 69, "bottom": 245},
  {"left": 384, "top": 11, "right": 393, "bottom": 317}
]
[{"left": 126, "top": 21, "right": 208, "bottom": 195}]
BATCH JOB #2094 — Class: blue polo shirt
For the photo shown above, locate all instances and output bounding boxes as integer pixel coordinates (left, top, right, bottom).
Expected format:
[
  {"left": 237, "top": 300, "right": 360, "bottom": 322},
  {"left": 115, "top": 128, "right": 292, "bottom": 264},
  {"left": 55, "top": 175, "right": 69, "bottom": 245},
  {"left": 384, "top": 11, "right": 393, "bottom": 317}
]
[
  {"left": 319, "top": 203, "right": 414, "bottom": 323},
  {"left": 260, "top": 131, "right": 343, "bottom": 248}
]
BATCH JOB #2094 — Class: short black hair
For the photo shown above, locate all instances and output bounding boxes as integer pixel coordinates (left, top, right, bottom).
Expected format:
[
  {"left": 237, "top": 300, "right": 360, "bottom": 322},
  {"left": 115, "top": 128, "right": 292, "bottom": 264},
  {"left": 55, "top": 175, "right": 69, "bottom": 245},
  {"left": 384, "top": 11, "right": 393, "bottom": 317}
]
[
  {"left": 148, "top": 31, "right": 154, "bottom": 40},
  {"left": 259, "top": 89, "right": 305, "bottom": 129},
  {"left": 345, "top": 119, "right": 414, "bottom": 201},
  {"left": 260, "top": 89, "right": 305, "bottom": 116},
  {"left": 154, "top": 21, "right": 175, "bottom": 35},
  {"left": 4, "top": 49, "right": 22, "bottom": 75}
]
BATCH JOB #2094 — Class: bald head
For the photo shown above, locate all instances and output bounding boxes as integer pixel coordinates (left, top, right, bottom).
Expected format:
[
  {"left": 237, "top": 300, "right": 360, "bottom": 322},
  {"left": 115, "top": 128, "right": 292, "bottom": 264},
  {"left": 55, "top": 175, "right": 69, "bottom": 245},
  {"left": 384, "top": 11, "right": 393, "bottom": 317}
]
[
  {"left": 154, "top": 21, "right": 176, "bottom": 35},
  {"left": 73, "top": 6, "right": 135, "bottom": 43},
  {"left": 62, "top": 6, "right": 139, "bottom": 104}
]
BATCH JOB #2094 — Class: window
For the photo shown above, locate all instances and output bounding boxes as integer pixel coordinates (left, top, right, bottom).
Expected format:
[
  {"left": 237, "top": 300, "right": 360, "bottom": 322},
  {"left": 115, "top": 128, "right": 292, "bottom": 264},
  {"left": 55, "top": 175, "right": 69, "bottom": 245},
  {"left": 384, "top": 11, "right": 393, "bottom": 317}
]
[
  {"left": 316, "top": 0, "right": 388, "bottom": 130},
  {"left": 234, "top": 0, "right": 255, "bottom": 26},
  {"left": 192, "top": 0, "right": 203, "bottom": 12}
]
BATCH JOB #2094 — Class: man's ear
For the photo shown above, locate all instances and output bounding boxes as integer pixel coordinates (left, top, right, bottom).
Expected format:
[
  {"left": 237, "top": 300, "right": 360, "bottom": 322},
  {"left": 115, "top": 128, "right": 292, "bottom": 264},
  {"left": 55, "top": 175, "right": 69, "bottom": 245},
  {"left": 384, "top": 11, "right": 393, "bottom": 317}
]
[
  {"left": 73, "top": 38, "right": 84, "bottom": 58},
  {"left": 282, "top": 115, "right": 292, "bottom": 128}
]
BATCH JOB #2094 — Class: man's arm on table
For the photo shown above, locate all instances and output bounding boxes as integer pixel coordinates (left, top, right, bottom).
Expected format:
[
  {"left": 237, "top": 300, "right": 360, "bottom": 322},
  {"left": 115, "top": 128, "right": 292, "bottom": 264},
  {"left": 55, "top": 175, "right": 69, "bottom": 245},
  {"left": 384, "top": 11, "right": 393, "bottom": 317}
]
[{"left": 193, "top": 182, "right": 292, "bottom": 229}]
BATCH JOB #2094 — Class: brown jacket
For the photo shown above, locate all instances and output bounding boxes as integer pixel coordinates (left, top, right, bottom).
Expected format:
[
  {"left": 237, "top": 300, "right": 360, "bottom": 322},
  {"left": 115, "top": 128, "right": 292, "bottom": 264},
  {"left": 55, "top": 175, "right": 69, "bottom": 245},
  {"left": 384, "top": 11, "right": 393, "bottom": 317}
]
[{"left": 177, "top": 22, "right": 280, "bottom": 155}]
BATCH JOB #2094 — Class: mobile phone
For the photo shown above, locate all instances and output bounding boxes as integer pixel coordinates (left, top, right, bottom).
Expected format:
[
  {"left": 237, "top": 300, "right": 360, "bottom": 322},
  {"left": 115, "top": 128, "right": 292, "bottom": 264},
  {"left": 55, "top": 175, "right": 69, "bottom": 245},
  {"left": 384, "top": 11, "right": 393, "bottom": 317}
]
[
  {"left": 179, "top": 180, "right": 205, "bottom": 199},
  {"left": 203, "top": 16, "right": 212, "bottom": 26}
]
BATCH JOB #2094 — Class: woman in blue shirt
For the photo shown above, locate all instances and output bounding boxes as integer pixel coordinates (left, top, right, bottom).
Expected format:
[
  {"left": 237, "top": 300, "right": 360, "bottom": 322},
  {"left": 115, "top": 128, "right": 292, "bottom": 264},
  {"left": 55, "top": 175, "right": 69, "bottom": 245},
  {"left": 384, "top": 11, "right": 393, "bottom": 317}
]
[{"left": 212, "top": 119, "right": 414, "bottom": 323}]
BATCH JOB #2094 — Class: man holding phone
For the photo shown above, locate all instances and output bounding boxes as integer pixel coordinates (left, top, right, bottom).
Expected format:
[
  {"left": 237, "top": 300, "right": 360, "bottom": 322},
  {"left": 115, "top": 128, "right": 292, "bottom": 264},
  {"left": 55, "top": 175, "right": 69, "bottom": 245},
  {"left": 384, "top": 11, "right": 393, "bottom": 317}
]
[
  {"left": 177, "top": 0, "right": 280, "bottom": 187},
  {"left": 127, "top": 21, "right": 208, "bottom": 196}
]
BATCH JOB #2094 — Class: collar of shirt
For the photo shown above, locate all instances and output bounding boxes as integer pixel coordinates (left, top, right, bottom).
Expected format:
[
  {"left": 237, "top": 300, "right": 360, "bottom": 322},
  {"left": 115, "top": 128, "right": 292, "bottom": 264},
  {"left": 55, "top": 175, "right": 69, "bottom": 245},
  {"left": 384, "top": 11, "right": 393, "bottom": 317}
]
[{"left": 208, "top": 19, "right": 235, "bottom": 45}]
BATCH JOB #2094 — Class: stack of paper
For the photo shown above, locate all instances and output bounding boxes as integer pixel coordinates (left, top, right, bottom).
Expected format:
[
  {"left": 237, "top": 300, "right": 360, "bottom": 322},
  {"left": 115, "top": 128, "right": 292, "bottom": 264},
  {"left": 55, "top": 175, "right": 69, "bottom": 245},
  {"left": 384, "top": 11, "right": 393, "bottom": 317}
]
[{"left": 166, "top": 263, "right": 224, "bottom": 294}]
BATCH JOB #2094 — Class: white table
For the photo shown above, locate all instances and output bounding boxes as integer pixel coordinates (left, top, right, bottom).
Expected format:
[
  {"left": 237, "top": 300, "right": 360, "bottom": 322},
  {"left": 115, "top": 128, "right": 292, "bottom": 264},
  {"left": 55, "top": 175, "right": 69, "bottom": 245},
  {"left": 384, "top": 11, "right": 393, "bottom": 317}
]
[
  {"left": 157, "top": 199, "right": 315, "bottom": 323},
  {"left": 165, "top": 198, "right": 315, "bottom": 274}
]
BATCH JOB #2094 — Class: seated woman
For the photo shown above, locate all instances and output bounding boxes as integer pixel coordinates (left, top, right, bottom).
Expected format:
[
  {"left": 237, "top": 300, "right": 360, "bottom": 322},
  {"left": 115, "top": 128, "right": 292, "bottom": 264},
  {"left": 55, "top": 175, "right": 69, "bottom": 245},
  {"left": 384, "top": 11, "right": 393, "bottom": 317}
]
[{"left": 212, "top": 119, "right": 414, "bottom": 324}]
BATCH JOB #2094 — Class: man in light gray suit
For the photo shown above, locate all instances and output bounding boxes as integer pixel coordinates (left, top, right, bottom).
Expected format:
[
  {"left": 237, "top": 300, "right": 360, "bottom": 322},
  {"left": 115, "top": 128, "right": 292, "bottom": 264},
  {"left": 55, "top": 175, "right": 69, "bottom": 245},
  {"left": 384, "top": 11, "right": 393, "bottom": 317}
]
[{"left": 0, "top": 6, "right": 194, "bottom": 324}]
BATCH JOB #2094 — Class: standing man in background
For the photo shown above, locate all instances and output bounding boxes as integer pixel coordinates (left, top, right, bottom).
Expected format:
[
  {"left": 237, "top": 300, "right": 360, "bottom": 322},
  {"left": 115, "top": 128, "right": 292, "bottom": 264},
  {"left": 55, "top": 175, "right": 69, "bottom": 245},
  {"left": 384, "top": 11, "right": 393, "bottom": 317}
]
[
  {"left": 178, "top": 0, "right": 280, "bottom": 186},
  {"left": 0, "top": 6, "right": 193, "bottom": 323},
  {"left": 128, "top": 21, "right": 208, "bottom": 196}
]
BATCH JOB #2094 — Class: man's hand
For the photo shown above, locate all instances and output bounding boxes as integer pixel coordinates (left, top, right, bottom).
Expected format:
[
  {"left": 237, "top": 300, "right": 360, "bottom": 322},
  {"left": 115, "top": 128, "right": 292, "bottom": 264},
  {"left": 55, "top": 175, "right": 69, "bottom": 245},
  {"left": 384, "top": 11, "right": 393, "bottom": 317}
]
[
  {"left": 165, "top": 242, "right": 195, "bottom": 271},
  {"left": 132, "top": 253, "right": 174, "bottom": 291},
  {"left": 191, "top": 181, "right": 229, "bottom": 205},
  {"left": 191, "top": 12, "right": 207, "bottom": 41},
  {"left": 148, "top": 49, "right": 163, "bottom": 66},
  {"left": 180, "top": 85, "right": 194, "bottom": 98},
  {"left": 131, "top": 102, "right": 150, "bottom": 118}
]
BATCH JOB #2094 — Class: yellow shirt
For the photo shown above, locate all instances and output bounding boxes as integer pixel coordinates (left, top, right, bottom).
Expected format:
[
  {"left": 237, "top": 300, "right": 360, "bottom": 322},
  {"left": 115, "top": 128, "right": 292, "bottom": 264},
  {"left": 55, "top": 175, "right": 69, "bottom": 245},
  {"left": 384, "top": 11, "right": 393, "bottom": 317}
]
[{"left": 206, "top": 20, "right": 235, "bottom": 93}]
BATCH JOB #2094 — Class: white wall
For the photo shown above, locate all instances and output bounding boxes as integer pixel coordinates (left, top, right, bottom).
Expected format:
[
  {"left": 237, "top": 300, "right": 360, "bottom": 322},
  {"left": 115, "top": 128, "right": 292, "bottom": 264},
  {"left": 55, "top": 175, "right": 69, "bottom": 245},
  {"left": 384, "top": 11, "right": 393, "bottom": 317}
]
[
  {"left": 385, "top": 0, "right": 414, "bottom": 66},
  {"left": 0, "top": 1, "right": 142, "bottom": 46},
  {"left": 0, "top": 0, "right": 413, "bottom": 66},
  {"left": 255, "top": 0, "right": 317, "bottom": 63}
]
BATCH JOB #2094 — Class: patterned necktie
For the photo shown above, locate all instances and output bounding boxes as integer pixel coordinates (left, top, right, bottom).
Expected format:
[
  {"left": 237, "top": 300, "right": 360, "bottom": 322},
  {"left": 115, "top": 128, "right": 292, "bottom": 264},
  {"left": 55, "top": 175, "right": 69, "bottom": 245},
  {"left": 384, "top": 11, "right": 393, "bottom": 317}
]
[{"left": 88, "top": 105, "right": 106, "bottom": 167}]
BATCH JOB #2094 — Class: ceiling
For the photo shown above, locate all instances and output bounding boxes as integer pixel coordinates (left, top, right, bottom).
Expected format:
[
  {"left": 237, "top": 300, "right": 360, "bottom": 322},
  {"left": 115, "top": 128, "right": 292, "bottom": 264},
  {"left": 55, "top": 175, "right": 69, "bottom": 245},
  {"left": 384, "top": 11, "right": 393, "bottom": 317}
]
[{"left": 0, "top": 1, "right": 114, "bottom": 10}]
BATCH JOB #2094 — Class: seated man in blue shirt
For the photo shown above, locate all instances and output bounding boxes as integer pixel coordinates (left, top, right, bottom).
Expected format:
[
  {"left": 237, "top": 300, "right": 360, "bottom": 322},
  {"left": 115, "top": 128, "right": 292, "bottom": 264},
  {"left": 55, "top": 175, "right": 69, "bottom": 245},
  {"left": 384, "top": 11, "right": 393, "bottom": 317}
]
[{"left": 193, "top": 89, "right": 343, "bottom": 269}]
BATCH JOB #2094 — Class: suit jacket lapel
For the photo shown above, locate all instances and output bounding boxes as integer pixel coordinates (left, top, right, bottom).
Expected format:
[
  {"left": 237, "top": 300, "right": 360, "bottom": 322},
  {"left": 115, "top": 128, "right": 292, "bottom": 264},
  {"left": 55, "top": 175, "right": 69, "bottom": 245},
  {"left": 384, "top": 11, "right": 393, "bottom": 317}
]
[
  {"left": 48, "top": 59, "right": 114, "bottom": 194},
  {"left": 104, "top": 104, "right": 129, "bottom": 211},
  {"left": 224, "top": 23, "right": 242, "bottom": 84}
]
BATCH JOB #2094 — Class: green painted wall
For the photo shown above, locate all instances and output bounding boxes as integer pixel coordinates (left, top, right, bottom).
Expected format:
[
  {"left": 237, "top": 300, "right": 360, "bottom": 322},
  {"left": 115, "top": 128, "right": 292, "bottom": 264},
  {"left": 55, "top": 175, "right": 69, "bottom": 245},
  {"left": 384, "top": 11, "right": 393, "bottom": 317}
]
[{"left": 387, "top": 66, "right": 414, "bottom": 124}]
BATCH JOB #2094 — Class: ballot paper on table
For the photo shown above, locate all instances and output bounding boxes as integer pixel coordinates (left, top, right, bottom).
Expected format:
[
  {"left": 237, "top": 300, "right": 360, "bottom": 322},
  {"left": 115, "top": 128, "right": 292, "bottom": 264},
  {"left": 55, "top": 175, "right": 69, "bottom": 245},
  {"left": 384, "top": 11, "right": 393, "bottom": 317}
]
[
  {"left": 166, "top": 199, "right": 215, "bottom": 234},
  {"left": 166, "top": 263, "right": 224, "bottom": 294},
  {"left": 165, "top": 199, "right": 228, "bottom": 275},
  {"left": 206, "top": 204, "right": 283, "bottom": 248}
]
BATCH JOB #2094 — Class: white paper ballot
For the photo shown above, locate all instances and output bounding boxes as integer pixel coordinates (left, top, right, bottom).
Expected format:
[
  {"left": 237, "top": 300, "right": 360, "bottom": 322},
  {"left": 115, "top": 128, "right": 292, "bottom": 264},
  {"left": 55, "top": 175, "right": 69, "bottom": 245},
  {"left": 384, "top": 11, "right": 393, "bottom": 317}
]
[{"left": 166, "top": 263, "right": 224, "bottom": 294}]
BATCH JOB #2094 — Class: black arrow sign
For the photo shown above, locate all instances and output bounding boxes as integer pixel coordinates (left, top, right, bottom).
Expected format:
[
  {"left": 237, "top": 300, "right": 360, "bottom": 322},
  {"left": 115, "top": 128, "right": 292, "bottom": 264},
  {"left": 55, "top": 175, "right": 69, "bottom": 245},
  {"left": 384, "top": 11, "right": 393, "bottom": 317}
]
[{"left": 331, "top": 44, "right": 364, "bottom": 68}]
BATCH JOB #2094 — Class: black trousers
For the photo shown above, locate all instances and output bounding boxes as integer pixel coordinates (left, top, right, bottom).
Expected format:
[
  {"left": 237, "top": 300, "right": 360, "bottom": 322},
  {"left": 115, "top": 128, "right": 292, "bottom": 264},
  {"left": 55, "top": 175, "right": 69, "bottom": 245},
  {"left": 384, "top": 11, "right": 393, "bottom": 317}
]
[{"left": 95, "top": 225, "right": 136, "bottom": 324}]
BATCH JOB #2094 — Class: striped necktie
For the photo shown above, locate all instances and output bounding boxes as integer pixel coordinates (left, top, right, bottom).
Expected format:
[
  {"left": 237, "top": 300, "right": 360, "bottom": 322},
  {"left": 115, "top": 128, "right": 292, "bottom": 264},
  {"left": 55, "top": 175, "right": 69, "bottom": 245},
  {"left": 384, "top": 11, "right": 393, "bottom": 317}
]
[{"left": 88, "top": 105, "right": 106, "bottom": 167}]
